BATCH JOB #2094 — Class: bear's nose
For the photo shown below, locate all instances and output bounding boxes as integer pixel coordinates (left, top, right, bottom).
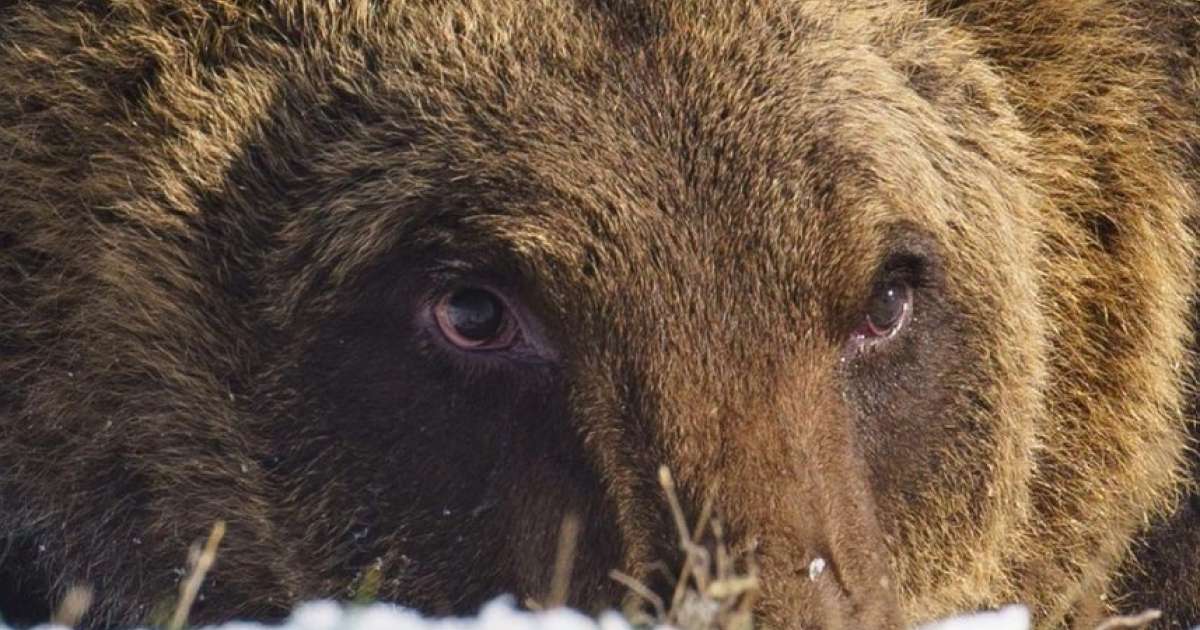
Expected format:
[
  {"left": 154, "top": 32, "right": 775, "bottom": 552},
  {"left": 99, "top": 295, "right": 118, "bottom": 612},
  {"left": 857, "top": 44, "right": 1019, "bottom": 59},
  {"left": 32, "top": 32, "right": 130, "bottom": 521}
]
[
  {"left": 751, "top": 536, "right": 900, "bottom": 630},
  {"left": 625, "top": 466, "right": 901, "bottom": 630},
  {"left": 634, "top": 493, "right": 901, "bottom": 630},
  {"left": 649, "top": 383, "right": 902, "bottom": 628}
]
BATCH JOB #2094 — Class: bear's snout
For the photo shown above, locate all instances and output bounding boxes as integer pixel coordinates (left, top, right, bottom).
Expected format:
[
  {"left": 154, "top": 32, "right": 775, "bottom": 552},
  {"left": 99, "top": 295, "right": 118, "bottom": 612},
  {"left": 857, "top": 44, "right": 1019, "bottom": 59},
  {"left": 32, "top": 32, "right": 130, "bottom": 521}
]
[{"left": 583, "top": 352, "right": 904, "bottom": 629}]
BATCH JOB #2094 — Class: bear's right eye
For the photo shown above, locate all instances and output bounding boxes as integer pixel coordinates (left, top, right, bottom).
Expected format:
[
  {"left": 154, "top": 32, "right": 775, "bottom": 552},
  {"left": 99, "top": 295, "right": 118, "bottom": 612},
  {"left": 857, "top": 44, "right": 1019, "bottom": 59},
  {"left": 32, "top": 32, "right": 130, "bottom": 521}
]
[{"left": 434, "top": 287, "right": 519, "bottom": 350}]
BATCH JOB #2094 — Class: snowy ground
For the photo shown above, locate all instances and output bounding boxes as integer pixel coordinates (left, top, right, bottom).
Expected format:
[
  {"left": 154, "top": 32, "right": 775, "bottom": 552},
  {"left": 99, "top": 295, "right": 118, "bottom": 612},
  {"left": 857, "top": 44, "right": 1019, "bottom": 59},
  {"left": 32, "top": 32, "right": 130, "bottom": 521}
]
[{"left": 92, "top": 598, "right": 1031, "bottom": 630}]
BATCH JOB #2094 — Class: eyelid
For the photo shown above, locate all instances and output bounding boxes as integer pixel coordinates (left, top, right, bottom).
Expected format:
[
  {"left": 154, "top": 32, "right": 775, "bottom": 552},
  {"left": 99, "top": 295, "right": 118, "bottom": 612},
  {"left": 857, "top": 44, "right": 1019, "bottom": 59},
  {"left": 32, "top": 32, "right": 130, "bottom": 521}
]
[{"left": 879, "top": 253, "right": 927, "bottom": 282}]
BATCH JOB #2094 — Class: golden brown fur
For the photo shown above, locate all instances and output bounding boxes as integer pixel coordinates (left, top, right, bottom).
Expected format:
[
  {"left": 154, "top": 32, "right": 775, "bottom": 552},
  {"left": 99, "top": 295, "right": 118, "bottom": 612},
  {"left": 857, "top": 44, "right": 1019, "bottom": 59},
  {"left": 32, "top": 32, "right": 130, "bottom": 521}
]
[{"left": 0, "top": 1, "right": 1196, "bottom": 628}]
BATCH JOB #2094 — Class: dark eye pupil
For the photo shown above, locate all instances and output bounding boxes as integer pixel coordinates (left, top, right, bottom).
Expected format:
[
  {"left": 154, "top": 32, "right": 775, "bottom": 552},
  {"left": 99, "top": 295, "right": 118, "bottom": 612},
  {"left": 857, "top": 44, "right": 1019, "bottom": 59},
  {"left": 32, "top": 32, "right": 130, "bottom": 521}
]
[
  {"left": 446, "top": 289, "right": 505, "bottom": 340},
  {"left": 868, "top": 283, "right": 907, "bottom": 330}
]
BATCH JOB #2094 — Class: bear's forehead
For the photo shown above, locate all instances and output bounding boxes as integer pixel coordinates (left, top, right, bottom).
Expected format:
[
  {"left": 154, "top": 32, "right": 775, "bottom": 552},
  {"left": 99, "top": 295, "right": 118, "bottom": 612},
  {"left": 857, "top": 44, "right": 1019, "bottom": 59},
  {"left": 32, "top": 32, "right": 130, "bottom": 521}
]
[
  {"left": 354, "top": 11, "right": 925, "bottom": 248},
  {"left": 375, "top": 0, "right": 916, "bottom": 201},
  {"left": 279, "top": 0, "right": 1020, "bottom": 327}
]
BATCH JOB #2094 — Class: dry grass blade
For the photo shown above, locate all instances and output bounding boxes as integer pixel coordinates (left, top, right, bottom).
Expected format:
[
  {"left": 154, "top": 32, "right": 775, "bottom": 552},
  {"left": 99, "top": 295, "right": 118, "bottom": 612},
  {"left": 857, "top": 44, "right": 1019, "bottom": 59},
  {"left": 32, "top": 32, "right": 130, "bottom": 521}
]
[
  {"left": 546, "top": 513, "right": 582, "bottom": 609},
  {"left": 610, "top": 569, "right": 667, "bottom": 621},
  {"left": 51, "top": 585, "right": 94, "bottom": 627},
  {"left": 1093, "top": 609, "right": 1162, "bottom": 630},
  {"left": 661, "top": 466, "right": 712, "bottom": 613},
  {"left": 659, "top": 467, "right": 692, "bottom": 550},
  {"left": 610, "top": 465, "right": 758, "bottom": 630},
  {"left": 168, "top": 520, "right": 226, "bottom": 630},
  {"left": 705, "top": 575, "right": 759, "bottom": 600}
]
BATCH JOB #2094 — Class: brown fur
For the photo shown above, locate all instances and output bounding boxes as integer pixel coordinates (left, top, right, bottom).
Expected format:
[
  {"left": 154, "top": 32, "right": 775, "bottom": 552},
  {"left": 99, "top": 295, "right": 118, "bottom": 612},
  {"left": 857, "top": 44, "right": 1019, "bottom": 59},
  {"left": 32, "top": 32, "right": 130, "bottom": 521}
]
[{"left": 0, "top": 1, "right": 1196, "bottom": 628}]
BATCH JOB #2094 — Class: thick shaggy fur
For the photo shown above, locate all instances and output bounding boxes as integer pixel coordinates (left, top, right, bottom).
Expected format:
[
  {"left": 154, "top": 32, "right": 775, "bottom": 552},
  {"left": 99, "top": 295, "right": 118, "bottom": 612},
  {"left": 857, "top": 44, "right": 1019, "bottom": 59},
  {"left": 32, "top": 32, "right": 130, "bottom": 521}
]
[{"left": 0, "top": 1, "right": 1196, "bottom": 628}]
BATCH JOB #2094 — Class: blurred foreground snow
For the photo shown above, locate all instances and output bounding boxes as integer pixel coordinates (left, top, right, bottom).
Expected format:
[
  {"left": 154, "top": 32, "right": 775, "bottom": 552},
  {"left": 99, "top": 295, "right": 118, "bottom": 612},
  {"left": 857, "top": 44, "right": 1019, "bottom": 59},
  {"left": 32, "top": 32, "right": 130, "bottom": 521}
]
[
  {"left": 150, "top": 598, "right": 1031, "bottom": 630},
  {"left": 914, "top": 605, "right": 1030, "bottom": 630}
]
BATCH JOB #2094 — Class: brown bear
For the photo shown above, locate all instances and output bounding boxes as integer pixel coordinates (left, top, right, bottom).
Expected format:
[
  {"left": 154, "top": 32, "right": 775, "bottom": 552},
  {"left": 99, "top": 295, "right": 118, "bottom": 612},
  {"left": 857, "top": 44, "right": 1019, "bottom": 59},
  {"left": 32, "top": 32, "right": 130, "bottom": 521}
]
[{"left": 0, "top": 0, "right": 1197, "bottom": 628}]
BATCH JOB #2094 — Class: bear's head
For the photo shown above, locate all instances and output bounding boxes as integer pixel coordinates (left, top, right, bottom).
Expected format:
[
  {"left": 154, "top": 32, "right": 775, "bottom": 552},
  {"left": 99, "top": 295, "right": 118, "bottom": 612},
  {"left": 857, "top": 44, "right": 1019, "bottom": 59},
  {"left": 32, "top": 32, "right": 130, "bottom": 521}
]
[
  {"left": 252, "top": 3, "right": 1045, "bottom": 627},
  {"left": 0, "top": 1, "right": 1191, "bottom": 628}
]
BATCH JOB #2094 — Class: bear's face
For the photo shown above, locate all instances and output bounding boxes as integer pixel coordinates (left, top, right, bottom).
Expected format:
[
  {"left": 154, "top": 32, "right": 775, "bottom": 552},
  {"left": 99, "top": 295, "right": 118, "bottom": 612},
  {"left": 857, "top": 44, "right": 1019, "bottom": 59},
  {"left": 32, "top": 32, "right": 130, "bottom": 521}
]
[
  {"left": 244, "top": 4, "right": 1047, "bottom": 625},
  {"left": 4, "top": 0, "right": 1197, "bottom": 627}
]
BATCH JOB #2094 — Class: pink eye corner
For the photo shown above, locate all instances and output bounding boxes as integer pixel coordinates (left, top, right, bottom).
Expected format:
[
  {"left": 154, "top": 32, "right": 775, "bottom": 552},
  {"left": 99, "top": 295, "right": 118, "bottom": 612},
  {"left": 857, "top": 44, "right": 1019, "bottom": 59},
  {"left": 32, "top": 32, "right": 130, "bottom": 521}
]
[
  {"left": 846, "top": 280, "right": 913, "bottom": 356},
  {"left": 433, "top": 287, "right": 520, "bottom": 351}
]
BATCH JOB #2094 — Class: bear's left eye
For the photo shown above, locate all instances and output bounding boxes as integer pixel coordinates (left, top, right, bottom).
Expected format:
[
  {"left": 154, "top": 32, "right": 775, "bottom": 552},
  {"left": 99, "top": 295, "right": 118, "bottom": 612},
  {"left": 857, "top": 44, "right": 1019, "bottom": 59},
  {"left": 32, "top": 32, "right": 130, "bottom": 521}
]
[
  {"left": 865, "top": 281, "right": 911, "bottom": 337},
  {"left": 847, "top": 280, "right": 913, "bottom": 355}
]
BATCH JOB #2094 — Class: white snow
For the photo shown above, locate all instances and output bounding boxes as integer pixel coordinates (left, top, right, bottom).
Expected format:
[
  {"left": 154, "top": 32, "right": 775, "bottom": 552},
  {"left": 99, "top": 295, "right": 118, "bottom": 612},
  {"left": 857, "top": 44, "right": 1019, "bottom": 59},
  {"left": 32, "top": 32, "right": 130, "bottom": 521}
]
[
  {"left": 915, "top": 605, "right": 1030, "bottom": 630},
  {"left": 93, "top": 598, "right": 1029, "bottom": 630},
  {"left": 21, "top": 598, "right": 1037, "bottom": 630},
  {"left": 205, "top": 599, "right": 637, "bottom": 630}
]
